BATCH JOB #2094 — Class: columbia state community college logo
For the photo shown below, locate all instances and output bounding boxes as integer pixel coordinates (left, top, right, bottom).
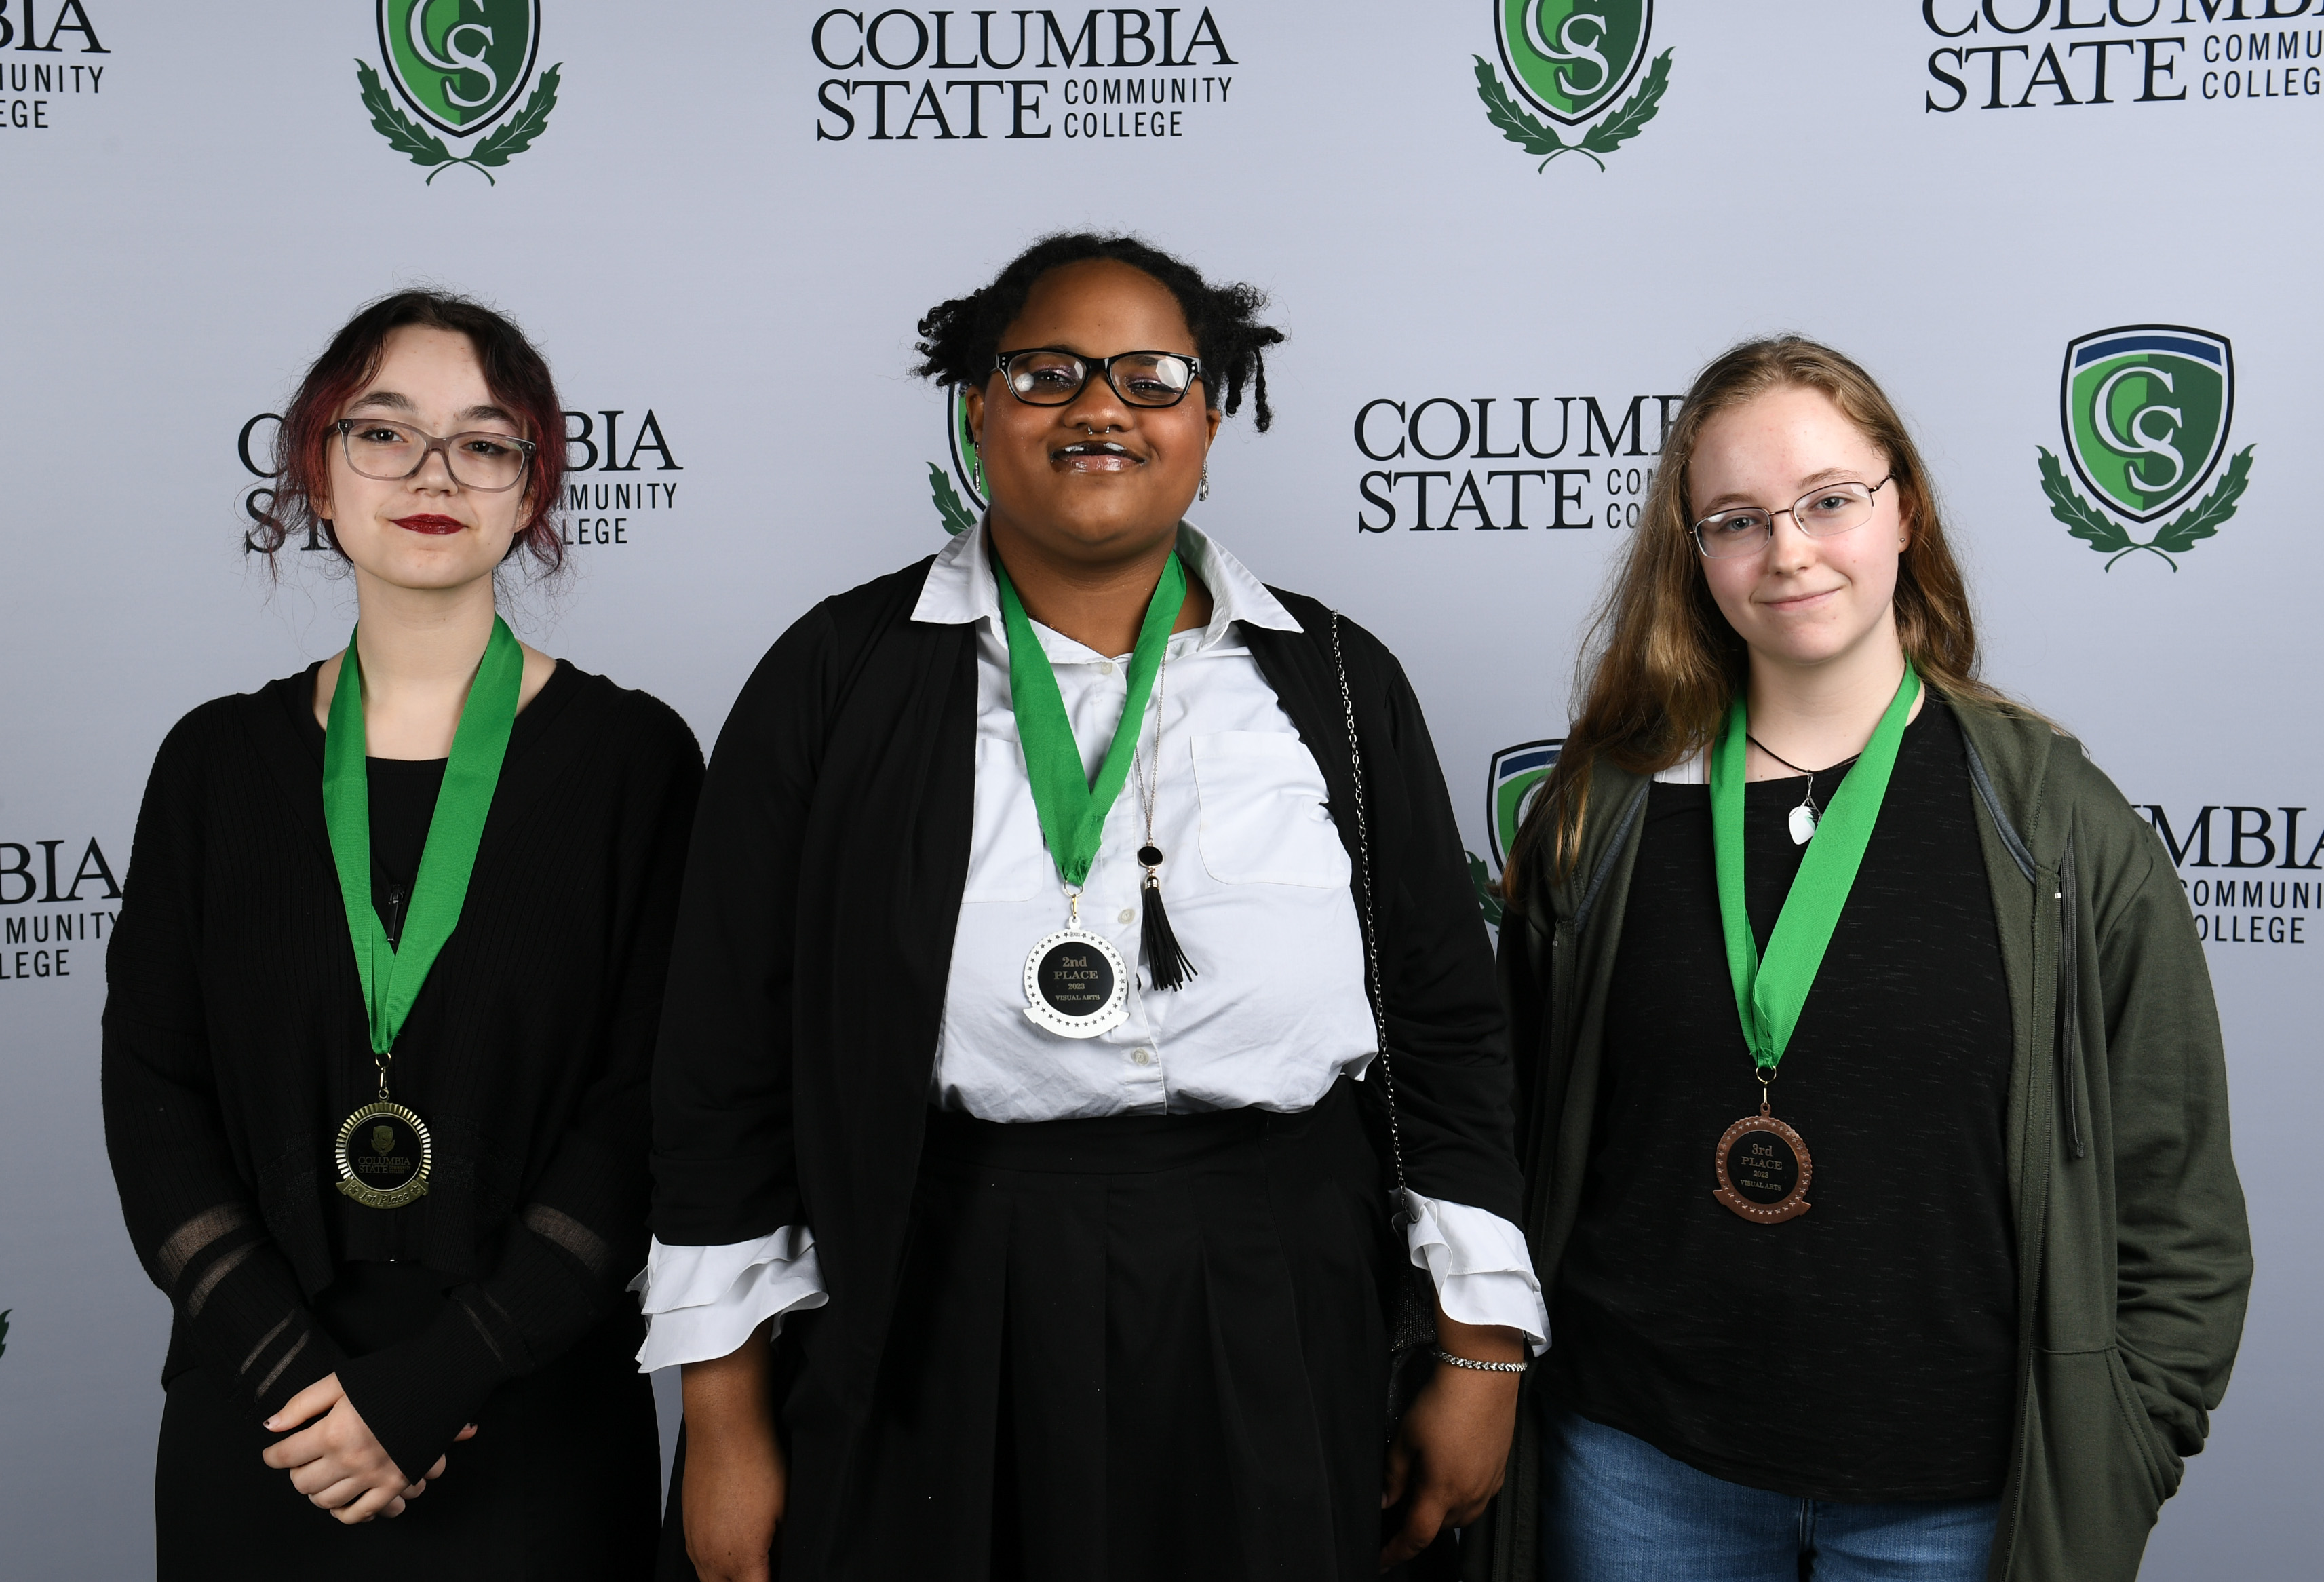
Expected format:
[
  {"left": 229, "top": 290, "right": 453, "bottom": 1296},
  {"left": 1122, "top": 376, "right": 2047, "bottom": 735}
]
[
  {"left": 930, "top": 389, "right": 986, "bottom": 537},
  {"left": 2037, "top": 326, "right": 2253, "bottom": 572},
  {"left": 358, "top": 1, "right": 561, "bottom": 183},
  {"left": 1469, "top": 739, "right": 1564, "bottom": 927},
  {"left": 1475, "top": 2, "right": 1673, "bottom": 173}
]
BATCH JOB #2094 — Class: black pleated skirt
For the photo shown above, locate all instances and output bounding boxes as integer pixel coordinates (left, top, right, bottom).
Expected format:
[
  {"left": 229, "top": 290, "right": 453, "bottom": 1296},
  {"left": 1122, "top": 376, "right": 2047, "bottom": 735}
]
[
  {"left": 661, "top": 1078, "right": 1397, "bottom": 1582},
  {"left": 155, "top": 1262, "right": 660, "bottom": 1581}
]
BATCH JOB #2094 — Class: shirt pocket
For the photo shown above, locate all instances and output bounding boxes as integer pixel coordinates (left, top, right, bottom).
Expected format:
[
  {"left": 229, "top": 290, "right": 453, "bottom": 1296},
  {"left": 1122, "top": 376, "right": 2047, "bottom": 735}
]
[
  {"left": 1191, "top": 731, "right": 1350, "bottom": 888},
  {"left": 961, "top": 735, "right": 1049, "bottom": 903}
]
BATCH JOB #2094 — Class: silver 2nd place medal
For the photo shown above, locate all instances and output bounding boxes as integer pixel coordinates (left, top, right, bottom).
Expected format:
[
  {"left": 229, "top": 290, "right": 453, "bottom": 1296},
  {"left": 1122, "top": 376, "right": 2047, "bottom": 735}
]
[
  {"left": 992, "top": 551, "right": 1192, "bottom": 1041},
  {"left": 1022, "top": 898, "right": 1130, "bottom": 1039}
]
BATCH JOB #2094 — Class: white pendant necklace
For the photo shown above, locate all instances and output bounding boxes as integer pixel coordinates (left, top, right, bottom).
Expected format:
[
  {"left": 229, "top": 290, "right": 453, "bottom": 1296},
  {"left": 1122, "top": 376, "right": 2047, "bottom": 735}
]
[{"left": 1747, "top": 735, "right": 1861, "bottom": 846}]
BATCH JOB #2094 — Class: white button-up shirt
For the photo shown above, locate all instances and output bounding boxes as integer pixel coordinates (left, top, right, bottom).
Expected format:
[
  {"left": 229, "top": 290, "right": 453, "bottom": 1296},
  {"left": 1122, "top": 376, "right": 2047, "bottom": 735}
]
[
  {"left": 635, "top": 524, "right": 1547, "bottom": 1368},
  {"left": 931, "top": 520, "right": 1377, "bottom": 1117}
]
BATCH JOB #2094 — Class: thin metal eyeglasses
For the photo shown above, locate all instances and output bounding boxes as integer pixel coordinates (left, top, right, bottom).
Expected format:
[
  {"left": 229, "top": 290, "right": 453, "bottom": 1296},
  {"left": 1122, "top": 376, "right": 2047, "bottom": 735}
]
[
  {"left": 334, "top": 417, "right": 538, "bottom": 492},
  {"left": 1691, "top": 476, "right": 1894, "bottom": 559},
  {"left": 994, "top": 348, "right": 1207, "bottom": 408}
]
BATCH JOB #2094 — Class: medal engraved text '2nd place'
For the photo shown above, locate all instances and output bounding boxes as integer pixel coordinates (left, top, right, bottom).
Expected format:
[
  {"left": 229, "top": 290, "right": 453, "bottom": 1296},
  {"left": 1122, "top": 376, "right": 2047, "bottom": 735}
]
[{"left": 1039, "top": 944, "right": 1112, "bottom": 1011}]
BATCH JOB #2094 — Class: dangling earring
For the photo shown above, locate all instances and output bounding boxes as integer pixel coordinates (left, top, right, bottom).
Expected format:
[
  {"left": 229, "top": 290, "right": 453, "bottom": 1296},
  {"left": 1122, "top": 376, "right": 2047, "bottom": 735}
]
[
  {"left": 1197, "top": 465, "right": 1210, "bottom": 503},
  {"left": 971, "top": 441, "right": 984, "bottom": 494}
]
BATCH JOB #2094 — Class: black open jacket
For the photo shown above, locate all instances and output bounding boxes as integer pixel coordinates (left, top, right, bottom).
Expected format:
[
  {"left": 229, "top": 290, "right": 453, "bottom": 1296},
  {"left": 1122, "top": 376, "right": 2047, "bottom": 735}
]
[
  {"left": 648, "top": 556, "right": 1523, "bottom": 1543},
  {"left": 102, "top": 663, "right": 703, "bottom": 1484}
]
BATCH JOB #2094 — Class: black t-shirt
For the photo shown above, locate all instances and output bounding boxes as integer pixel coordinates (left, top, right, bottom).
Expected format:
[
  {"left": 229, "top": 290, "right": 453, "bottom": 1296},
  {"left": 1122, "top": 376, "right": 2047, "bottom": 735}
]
[
  {"left": 367, "top": 756, "right": 448, "bottom": 949},
  {"left": 1546, "top": 697, "right": 2018, "bottom": 1503}
]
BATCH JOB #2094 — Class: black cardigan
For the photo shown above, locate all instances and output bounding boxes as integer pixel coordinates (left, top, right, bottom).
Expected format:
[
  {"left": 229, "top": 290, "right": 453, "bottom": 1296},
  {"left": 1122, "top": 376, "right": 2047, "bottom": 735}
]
[
  {"left": 102, "top": 661, "right": 703, "bottom": 1482},
  {"left": 648, "top": 558, "right": 1521, "bottom": 1505}
]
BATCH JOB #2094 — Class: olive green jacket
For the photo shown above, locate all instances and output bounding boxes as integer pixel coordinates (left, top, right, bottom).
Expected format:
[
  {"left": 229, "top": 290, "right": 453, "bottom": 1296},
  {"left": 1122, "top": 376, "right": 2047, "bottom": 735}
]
[{"left": 1475, "top": 699, "right": 2251, "bottom": 1582}]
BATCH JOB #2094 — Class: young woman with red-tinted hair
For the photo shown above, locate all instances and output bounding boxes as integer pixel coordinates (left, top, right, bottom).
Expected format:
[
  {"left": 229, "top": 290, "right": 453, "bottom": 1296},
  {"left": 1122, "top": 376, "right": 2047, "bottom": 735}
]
[{"left": 102, "top": 290, "right": 702, "bottom": 1579}]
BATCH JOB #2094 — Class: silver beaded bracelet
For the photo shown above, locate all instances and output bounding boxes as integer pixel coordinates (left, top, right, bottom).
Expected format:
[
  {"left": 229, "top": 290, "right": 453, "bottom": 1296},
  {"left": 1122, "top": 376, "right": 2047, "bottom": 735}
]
[{"left": 1433, "top": 1348, "right": 1529, "bottom": 1374}]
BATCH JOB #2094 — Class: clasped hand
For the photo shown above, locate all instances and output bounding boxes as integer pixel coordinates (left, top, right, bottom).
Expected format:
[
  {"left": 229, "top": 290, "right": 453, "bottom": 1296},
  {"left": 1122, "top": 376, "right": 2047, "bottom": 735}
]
[
  {"left": 260, "top": 1373, "right": 477, "bottom": 1524},
  {"left": 1378, "top": 1315, "right": 1525, "bottom": 1569}
]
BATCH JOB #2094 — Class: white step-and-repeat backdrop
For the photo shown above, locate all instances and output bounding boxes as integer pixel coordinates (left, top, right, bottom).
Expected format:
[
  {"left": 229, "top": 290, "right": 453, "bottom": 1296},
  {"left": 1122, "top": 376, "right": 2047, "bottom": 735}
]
[{"left": 2, "top": 4, "right": 2315, "bottom": 1575}]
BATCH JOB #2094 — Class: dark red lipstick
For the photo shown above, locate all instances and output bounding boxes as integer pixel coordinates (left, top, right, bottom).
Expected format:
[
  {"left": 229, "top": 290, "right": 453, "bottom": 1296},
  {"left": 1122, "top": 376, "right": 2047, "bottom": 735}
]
[{"left": 392, "top": 514, "right": 465, "bottom": 535}]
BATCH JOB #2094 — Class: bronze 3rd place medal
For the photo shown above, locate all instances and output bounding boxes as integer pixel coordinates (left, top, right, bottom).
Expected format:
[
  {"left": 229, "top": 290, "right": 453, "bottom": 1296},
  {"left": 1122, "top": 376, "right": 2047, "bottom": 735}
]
[{"left": 1706, "top": 662, "right": 1920, "bottom": 1224}]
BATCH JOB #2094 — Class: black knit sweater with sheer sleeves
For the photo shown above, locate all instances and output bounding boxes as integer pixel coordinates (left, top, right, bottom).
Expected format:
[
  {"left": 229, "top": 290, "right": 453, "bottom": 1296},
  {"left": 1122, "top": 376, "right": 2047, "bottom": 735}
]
[{"left": 101, "top": 659, "right": 701, "bottom": 1484}]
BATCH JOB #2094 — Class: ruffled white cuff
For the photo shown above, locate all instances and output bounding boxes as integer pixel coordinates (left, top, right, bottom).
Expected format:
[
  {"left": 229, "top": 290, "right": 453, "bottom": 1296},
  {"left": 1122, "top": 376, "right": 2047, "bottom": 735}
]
[
  {"left": 1402, "top": 1191, "right": 1550, "bottom": 1353},
  {"left": 630, "top": 1226, "right": 829, "bottom": 1372}
]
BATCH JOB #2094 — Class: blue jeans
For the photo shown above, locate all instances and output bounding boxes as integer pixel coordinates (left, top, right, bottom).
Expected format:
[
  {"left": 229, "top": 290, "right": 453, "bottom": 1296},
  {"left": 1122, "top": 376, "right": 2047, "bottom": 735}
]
[{"left": 1541, "top": 1408, "right": 2000, "bottom": 1582}]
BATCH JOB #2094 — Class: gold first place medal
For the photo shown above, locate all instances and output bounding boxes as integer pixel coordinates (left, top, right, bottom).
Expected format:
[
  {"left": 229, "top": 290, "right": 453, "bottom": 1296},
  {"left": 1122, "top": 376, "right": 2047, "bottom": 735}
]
[
  {"left": 333, "top": 1099, "right": 433, "bottom": 1210},
  {"left": 321, "top": 619, "right": 521, "bottom": 1214}
]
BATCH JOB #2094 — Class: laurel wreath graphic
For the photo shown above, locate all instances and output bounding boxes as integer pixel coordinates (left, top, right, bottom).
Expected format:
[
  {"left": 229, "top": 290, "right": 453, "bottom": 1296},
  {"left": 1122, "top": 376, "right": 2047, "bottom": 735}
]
[
  {"left": 357, "top": 60, "right": 563, "bottom": 185},
  {"left": 1474, "top": 49, "right": 1673, "bottom": 172},
  {"left": 1466, "top": 851, "right": 1505, "bottom": 928},
  {"left": 929, "top": 463, "right": 978, "bottom": 537},
  {"left": 2037, "top": 444, "right": 2252, "bottom": 571}
]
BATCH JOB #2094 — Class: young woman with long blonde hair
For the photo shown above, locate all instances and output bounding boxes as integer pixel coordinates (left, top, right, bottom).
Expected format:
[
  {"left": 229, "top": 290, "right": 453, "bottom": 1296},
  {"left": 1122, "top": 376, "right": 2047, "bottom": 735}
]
[{"left": 1488, "top": 337, "right": 2249, "bottom": 1582}]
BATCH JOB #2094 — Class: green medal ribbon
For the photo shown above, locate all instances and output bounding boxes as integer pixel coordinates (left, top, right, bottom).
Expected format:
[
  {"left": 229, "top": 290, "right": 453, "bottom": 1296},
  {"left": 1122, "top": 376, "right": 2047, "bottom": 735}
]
[
  {"left": 1710, "top": 661, "right": 1920, "bottom": 1075},
  {"left": 992, "top": 551, "right": 1186, "bottom": 890},
  {"left": 322, "top": 616, "right": 523, "bottom": 1060}
]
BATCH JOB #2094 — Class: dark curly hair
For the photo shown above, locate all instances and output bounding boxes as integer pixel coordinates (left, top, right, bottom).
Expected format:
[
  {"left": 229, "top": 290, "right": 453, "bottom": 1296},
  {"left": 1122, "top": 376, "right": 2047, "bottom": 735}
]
[
  {"left": 911, "top": 233, "right": 1285, "bottom": 431},
  {"left": 252, "top": 289, "right": 566, "bottom": 576}
]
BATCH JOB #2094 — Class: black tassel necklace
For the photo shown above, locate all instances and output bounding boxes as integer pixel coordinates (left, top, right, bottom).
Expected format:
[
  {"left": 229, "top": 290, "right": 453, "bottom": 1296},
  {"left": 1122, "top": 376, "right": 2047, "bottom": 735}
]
[{"left": 1130, "top": 638, "right": 1196, "bottom": 991}]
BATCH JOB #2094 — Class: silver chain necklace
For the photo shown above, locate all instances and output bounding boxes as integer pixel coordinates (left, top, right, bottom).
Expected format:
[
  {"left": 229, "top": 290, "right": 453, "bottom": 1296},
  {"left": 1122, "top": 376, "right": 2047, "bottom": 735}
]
[{"left": 1129, "top": 636, "right": 1195, "bottom": 988}]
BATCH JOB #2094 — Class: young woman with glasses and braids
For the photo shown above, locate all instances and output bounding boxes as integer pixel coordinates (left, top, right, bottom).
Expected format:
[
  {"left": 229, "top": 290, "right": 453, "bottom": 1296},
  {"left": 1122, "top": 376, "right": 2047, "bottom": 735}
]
[
  {"left": 639, "top": 232, "right": 1547, "bottom": 1582},
  {"left": 102, "top": 290, "right": 701, "bottom": 1578},
  {"left": 1488, "top": 338, "right": 2249, "bottom": 1581}
]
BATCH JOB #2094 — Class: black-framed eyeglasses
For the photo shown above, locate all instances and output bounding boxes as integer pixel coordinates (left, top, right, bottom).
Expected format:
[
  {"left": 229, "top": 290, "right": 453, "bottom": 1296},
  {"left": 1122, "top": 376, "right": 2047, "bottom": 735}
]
[
  {"left": 993, "top": 347, "right": 1206, "bottom": 408},
  {"left": 333, "top": 417, "right": 537, "bottom": 492},
  {"left": 1691, "top": 476, "right": 1893, "bottom": 559}
]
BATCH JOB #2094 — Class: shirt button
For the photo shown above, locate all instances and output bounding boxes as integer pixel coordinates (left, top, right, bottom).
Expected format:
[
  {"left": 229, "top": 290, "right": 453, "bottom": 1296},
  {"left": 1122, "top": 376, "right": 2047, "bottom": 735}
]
[
  {"left": 1119, "top": 908, "right": 1136, "bottom": 924},
  {"left": 1131, "top": 1047, "right": 1155, "bottom": 1066},
  {"left": 1099, "top": 661, "right": 1117, "bottom": 676}
]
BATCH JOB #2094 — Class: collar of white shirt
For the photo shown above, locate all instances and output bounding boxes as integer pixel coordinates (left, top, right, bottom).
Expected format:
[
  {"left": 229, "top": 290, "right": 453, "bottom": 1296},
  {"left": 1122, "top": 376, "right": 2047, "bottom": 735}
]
[{"left": 910, "top": 519, "right": 1303, "bottom": 651}]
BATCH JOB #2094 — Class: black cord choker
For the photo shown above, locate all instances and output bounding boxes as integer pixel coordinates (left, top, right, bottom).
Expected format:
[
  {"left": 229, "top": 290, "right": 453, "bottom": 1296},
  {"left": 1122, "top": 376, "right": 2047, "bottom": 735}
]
[
  {"left": 1745, "top": 735, "right": 1855, "bottom": 778},
  {"left": 1745, "top": 735, "right": 1865, "bottom": 847}
]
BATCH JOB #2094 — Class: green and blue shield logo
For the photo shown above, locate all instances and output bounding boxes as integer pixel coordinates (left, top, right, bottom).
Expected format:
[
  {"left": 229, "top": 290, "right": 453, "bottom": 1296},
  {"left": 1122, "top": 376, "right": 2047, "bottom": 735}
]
[
  {"left": 379, "top": 0, "right": 539, "bottom": 137},
  {"left": 2036, "top": 324, "right": 2253, "bottom": 571},
  {"left": 1488, "top": 739, "right": 1562, "bottom": 871},
  {"left": 1475, "top": 3, "right": 1672, "bottom": 173},
  {"left": 2061, "top": 326, "right": 2232, "bottom": 524},
  {"left": 1467, "top": 738, "right": 1563, "bottom": 927},
  {"left": 357, "top": 2, "right": 562, "bottom": 185},
  {"left": 947, "top": 389, "right": 987, "bottom": 514},
  {"left": 1496, "top": 1, "right": 1652, "bottom": 124}
]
